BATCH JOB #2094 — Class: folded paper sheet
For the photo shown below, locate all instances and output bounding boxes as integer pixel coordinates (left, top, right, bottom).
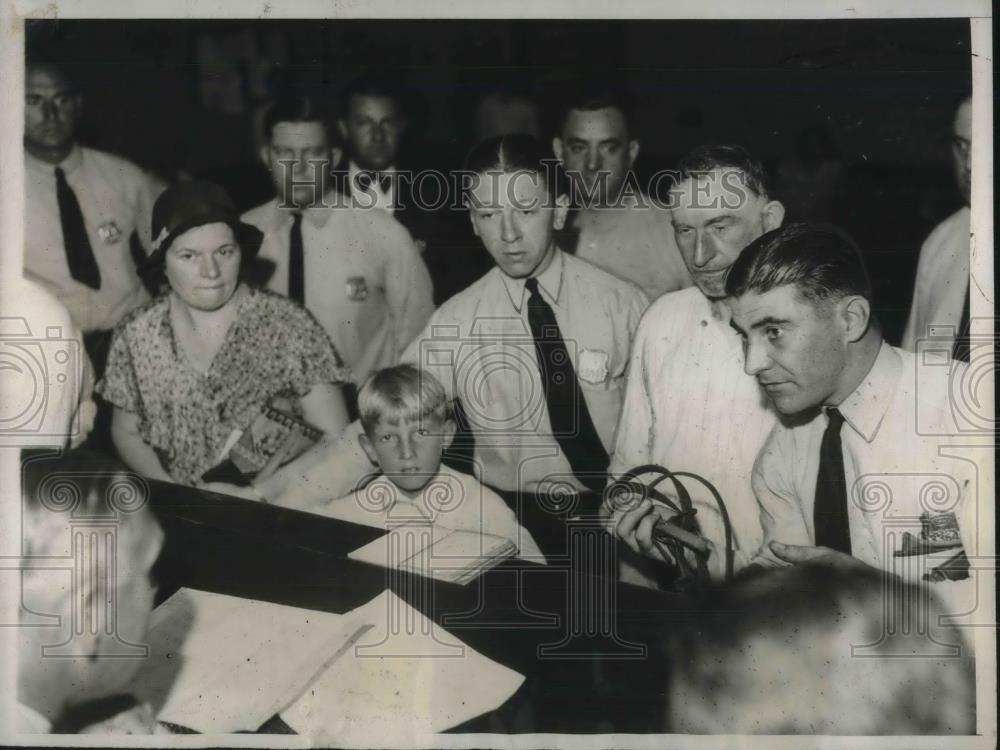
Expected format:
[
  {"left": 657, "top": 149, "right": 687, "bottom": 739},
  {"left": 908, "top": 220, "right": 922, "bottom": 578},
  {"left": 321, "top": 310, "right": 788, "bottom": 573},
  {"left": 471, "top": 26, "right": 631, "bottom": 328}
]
[
  {"left": 280, "top": 589, "right": 525, "bottom": 745},
  {"left": 128, "top": 588, "right": 362, "bottom": 733},
  {"left": 348, "top": 526, "right": 517, "bottom": 585}
]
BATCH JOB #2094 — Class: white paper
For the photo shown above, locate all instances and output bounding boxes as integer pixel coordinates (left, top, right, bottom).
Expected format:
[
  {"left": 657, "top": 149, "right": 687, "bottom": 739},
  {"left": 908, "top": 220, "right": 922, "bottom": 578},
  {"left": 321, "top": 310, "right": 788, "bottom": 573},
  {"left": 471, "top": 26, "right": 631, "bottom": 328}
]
[
  {"left": 280, "top": 589, "right": 525, "bottom": 746},
  {"left": 128, "top": 587, "right": 363, "bottom": 733}
]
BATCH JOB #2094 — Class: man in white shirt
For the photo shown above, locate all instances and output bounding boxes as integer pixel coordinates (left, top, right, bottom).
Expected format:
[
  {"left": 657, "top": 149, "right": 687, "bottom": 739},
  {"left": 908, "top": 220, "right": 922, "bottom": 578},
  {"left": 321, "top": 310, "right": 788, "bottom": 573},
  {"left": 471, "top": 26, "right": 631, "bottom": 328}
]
[
  {"left": 278, "top": 135, "right": 648, "bottom": 557},
  {"left": 902, "top": 95, "right": 972, "bottom": 360},
  {"left": 14, "top": 452, "right": 163, "bottom": 734},
  {"left": 727, "top": 223, "right": 982, "bottom": 615},
  {"left": 243, "top": 95, "right": 434, "bottom": 386},
  {"left": 22, "top": 58, "right": 163, "bottom": 372},
  {"left": 606, "top": 145, "right": 785, "bottom": 580},
  {"left": 552, "top": 91, "right": 691, "bottom": 302},
  {"left": 0, "top": 280, "right": 95, "bottom": 450}
]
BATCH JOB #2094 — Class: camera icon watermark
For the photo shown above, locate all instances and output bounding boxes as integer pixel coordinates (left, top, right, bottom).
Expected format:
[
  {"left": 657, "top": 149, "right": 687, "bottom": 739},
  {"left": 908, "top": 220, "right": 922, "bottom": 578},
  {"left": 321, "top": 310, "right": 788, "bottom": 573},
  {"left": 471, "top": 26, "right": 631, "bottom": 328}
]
[
  {"left": 914, "top": 319, "right": 995, "bottom": 436},
  {"left": 1, "top": 317, "right": 83, "bottom": 445},
  {"left": 417, "top": 318, "right": 582, "bottom": 444}
]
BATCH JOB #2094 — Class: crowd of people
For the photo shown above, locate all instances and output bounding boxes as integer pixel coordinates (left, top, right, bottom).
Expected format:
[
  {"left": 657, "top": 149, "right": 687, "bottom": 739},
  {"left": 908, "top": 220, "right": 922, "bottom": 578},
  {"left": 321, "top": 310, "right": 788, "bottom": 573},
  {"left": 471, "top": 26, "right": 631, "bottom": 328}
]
[{"left": 6, "top": 51, "right": 983, "bottom": 736}]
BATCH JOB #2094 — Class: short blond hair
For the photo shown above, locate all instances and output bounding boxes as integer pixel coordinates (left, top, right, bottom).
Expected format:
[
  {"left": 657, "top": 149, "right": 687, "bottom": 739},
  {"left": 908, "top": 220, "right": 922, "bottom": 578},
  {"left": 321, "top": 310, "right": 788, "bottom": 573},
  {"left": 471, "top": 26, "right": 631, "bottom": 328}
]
[{"left": 358, "top": 365, "right": 450, "bottom": 435}]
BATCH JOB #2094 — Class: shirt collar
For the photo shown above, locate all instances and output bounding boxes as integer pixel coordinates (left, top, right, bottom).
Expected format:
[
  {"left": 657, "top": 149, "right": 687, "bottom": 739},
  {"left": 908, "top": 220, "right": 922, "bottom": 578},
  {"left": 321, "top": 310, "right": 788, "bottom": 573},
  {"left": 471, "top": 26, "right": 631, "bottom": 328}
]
[
  {"left": 17, "top": 701, "right": 53, "bottom": 733},
  {"left": 273, "top": 197, "right": 334, "bottom": 229},
  {"left": 500, "top": 246, "right": 565, "bottom": 314},
  {"left": 835, "top": 342, "right": 900, "bottom": 442},
  {"left": 26, "top": 143, "right": 82, "bottom": 175}
]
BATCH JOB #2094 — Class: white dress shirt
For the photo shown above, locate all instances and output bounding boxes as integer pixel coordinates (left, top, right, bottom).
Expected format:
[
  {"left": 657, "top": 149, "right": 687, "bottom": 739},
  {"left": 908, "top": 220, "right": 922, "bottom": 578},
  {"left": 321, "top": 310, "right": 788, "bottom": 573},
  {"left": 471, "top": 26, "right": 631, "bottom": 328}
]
[
  {"left": 24, "top": 146, "right": 162, "bottom": 332},
  {"left": 608, "top": 287, "right": 778, "bottom": 572},
  {"left": 347, "top": 160, "right": 397, "bottom": 215},
  {"left": 572, "top": 195, "right": 692, "bottom": 302},
  {"left": 241, "top": 198, "right": 434, "bottom": 384},
  {"left": 902, "top": 206, "right": 970, "bottom": 352},
  {"left": 751, "top": 343, "right": 982, "bottom": 614},
  {"left": 0, "top": 279, "right": 96, "bottom": 449}
]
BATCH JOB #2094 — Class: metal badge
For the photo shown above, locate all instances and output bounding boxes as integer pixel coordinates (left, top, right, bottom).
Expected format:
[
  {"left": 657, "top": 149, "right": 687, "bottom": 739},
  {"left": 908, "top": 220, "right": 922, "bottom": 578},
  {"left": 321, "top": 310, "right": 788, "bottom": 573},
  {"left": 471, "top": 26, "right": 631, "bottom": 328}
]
[
  {"left": 578, "top": 348, "right": 610, "bottom": 385},
  {"left": 346, "top": 276, "right": 369, "bottom": 301},
  {"left": 97, "top": 221, "right": 122, "bottom": 245}
]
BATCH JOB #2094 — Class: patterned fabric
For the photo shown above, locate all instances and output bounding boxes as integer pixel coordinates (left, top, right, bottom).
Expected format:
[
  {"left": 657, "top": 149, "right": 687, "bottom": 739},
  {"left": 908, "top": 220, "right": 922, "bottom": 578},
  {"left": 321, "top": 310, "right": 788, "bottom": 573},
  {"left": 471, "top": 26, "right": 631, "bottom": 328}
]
[{"left": 97, "top": 287, "right": 350, "bottom": 486}]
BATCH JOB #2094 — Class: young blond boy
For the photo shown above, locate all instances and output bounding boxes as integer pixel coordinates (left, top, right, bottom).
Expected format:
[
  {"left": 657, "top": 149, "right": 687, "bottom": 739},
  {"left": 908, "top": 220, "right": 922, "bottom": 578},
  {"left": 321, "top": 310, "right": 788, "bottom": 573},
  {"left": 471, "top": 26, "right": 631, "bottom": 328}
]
[{"left": 321, "top": 365, "right": 543, "bottom": 561}]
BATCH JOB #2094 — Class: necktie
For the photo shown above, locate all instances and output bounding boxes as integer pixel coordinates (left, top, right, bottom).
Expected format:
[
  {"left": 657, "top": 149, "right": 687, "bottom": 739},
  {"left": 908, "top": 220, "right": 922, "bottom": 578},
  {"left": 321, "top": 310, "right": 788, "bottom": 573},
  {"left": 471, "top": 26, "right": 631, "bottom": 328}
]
[
  {"left": 288, "top": 211, "right": 305, "bottom": 304},
  {"left": 524, "top": 277, "right": 609, "bottom": 493},
  {"left": 55, "top": 167, "right": 101, "bottom": 290},
  {"left": 952, "top": 283, "right": 970, "bottom": 362},
  {"left": 814, "top": 407, "right": 851, "bottom": 554}
]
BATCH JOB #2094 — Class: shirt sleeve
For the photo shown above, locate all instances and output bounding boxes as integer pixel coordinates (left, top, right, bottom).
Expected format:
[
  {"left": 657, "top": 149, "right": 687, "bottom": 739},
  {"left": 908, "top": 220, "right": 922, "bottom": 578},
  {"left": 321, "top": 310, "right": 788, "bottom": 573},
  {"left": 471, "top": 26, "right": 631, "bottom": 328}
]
[
  {"left": 748, "top": 424, "right": 813, "bottom": 567},
  {"left": 95, "top": 324, "right": 142, "bottom": 415},
  {"left": 280, "top": 305, "right": 353, "bottom": 393},
  {"left": 383, "top": 223, "right": 436, "bottom": 357},
  {"left": 607, "top": 310, "right": 655, "bottom": 482}
]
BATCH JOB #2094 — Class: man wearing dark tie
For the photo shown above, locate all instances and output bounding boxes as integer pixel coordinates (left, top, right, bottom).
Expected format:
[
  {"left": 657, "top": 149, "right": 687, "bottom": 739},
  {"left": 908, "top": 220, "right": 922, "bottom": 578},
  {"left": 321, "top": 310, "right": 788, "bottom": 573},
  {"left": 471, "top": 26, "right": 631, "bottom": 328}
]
[
  {"left": 242, "top": 95, "right": 433, "bottom": 386},
  {"left": 22, "top": 57, "right": 163, "bottom": 375},
  {"left": 727, "top": 223, "right": 980, "bottom": 617}
]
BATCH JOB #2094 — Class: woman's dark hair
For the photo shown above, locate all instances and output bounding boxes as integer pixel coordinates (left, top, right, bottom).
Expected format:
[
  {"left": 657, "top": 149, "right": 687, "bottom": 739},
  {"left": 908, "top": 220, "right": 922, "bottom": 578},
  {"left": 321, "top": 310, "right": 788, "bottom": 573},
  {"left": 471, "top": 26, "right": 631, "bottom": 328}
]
[{"left": 725, "top": 222, "right": 872, "bottom": 307}]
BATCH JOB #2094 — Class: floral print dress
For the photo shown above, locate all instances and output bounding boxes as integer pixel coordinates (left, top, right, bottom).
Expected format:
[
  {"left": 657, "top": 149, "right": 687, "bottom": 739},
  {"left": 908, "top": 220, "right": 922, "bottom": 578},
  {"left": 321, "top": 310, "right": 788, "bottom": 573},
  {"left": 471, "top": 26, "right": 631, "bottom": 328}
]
[{"left": 97, "top": 287, "right": 351, "bottom": 485}]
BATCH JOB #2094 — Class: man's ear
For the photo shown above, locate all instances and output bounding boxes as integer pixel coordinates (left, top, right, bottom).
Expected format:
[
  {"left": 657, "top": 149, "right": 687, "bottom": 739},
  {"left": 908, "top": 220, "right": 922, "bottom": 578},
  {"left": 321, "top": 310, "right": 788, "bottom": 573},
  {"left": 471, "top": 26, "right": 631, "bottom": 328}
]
[
  {"left": 259, "top": 144, "right": 271, "bottom": 168},
  {"left": 337, "top": 118, "right": 349, "bottom": 143},
  {"left": 840, "top": 295, "right": 871, "bottom": 343},
  {"left": 440, "top": 419, "right": 457, "bottom": 452},
  {"left": 329, "top": 146, "right": 343, "bottom": 171},
  {"left": 467, "top": 204, "right": 481, "bottom": 237},
  {"left": 761, "top": 200, "right": 786, "bottom": 232},
  {"left": 627, "top": 139, "right": 640, "bottom": 168},
  {"left": 552, "top": 137, "right": 565, "bottom": 165},
  {"left": 553, "top": 193, "right": 570, "bottom": 231},
  {"left": 358, "top": 432, "right": 378, "bottom": 466}
]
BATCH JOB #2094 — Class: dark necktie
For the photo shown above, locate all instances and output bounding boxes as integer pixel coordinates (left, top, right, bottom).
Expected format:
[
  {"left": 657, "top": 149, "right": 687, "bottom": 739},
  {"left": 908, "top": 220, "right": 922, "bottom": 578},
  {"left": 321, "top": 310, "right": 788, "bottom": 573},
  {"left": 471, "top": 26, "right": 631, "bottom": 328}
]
[
  {"left": 288, "top": 211, "right": 305, "bottom": 304},
  {"left": 524, "top": 277, "right": 609, "bottom": 493},
  {"left": 814, "top": 407, "right": 851, "bottom": 554},
  {"left": 55, "top": 167, "right": 101, "bottom": 290},
  {"left": 952, "top": 283, "right": 970, "bottom": 362}
]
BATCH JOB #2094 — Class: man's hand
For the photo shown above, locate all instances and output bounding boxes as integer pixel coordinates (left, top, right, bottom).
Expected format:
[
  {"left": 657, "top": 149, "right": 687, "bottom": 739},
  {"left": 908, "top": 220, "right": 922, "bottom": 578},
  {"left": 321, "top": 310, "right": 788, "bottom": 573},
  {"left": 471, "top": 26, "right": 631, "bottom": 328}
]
[
  {"left": 769, "top": 541, "right": 875, "bottom": 574},
  {"left": 611, "top": 498, "right": 677, "bottom": 565}
]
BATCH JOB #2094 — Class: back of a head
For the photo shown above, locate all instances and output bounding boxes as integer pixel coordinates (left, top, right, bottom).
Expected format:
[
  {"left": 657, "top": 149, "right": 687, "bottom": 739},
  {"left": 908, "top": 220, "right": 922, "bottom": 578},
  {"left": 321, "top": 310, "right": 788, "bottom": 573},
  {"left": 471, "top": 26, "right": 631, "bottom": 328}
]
[
  {"left": 667, "top": 564, "right": 975, "bottom": 734},
  {"left": 676, "top": 143, "right": 771, "bottom": 201},
  {"left": 724, "top": 221, "right": 873, "bottom": 307}
]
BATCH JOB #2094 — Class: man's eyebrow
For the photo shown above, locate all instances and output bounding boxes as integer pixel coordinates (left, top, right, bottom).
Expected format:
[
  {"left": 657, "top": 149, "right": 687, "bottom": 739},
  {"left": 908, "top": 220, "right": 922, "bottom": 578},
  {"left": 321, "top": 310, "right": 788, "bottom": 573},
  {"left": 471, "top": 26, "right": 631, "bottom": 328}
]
[
  {"left": 749, "top": 315, "right": 792, "bottom": 330},
  {"left": 704, "top": 215, "right": 734, "bottom": 226}
]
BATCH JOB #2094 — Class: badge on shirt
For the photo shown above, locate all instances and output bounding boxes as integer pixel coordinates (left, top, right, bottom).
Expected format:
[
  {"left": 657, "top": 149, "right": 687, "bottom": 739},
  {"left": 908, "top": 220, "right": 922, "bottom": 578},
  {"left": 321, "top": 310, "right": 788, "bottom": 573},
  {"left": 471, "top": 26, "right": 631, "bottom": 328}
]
[
  {"left": 893, "top": 511, "right": 967, "bottom": 583},
  {"left": 578, "top": 349, "right": 610, "bottom": 385},
  {"left": 346, "top": 276, "right": 369, "bottom": 302},
  {"left": 97, "top": 221, "right": 122, "bottom": 245}
]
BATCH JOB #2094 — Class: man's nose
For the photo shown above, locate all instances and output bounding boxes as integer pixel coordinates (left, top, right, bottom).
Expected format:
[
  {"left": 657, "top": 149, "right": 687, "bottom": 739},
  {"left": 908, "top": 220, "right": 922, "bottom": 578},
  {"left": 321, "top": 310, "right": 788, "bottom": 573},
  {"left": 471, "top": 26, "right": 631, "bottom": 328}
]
[
  {"left": 584, "top": 148, "right": 600, "bottom": 173},
  {"left": 41, "top": 99, "right": 60, "bottom": 121},
  {"left": 692, "top": 232, "right": 715, "bottom": 268},
  {"left": 371, "top": 124, "right": 387, "bottom": 144},
  {"left": 743, "top": 339, "right": 770, "bottom": 376},
  {"left": 501, "top": 210, "right": 519, "bottom": 243}
]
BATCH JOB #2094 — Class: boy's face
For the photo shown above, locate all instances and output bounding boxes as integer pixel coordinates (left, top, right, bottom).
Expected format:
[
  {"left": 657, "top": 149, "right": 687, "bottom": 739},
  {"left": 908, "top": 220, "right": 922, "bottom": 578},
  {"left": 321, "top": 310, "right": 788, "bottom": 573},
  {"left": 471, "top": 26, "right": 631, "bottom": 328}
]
[{"left": 360, "top": 415, "right": 456, "bottom": 496}]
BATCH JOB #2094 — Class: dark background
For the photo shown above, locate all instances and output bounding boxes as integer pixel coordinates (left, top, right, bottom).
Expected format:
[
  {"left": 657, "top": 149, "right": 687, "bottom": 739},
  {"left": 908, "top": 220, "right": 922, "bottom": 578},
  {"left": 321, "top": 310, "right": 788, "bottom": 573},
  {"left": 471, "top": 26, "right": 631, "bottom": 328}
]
[{"left": 27, "top": 18, "right": 972, "bottom": 343}]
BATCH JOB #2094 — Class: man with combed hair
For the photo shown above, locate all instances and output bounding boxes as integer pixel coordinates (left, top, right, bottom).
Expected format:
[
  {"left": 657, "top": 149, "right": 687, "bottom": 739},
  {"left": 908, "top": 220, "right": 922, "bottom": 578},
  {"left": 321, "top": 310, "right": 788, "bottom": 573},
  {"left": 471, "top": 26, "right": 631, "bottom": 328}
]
[
  {"left": 552, "top": 90, "right": 690, "bottom": 302},
  {"left": 667, "top": 564, "right": 975, "bottom": 734},
  {"left": 727, "top": 223, "right": 980, "bottom": 617},
  {"left": 23, "top": 56, "right": 163, "bottom": 374},
  {"left": 902, "top": 95, "right": 973, "bottom": 360},
  {"left": 14, "top": 452, "right": 163, "bottom": 734},
  {"left": 606, "top": 145, "right": 785, "bottom": 582},
  {"left": 279, "top": 134, "right": 648, "bottom": 558}
]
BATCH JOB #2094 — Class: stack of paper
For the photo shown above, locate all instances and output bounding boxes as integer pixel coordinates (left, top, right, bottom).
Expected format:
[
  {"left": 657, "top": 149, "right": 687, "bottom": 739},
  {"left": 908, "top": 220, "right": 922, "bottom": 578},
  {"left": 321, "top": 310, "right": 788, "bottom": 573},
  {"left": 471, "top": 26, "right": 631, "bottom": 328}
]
[
  {"left": 349, "top": 527, "right": 517, "bottom": 585},
  {"left": 280, "top": 589, "right": 525, "bottom": 745},
  {"left": 128, "top": 588, "right": 365, "bottom": 733}
]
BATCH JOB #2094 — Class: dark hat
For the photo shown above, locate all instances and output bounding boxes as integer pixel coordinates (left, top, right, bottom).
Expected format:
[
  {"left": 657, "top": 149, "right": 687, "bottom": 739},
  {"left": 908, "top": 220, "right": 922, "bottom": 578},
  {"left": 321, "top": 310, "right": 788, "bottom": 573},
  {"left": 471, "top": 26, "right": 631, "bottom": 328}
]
[{"left": 140, "top": 181, "right": 263, "bottom": 274}]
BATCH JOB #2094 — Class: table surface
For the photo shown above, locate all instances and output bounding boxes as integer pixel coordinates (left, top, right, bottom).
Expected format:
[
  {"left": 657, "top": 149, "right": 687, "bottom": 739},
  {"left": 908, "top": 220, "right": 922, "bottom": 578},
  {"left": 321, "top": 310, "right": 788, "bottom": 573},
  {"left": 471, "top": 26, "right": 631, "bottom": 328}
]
[{"left": 147, "top": 479, "right": 692, "bottom": 735}]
